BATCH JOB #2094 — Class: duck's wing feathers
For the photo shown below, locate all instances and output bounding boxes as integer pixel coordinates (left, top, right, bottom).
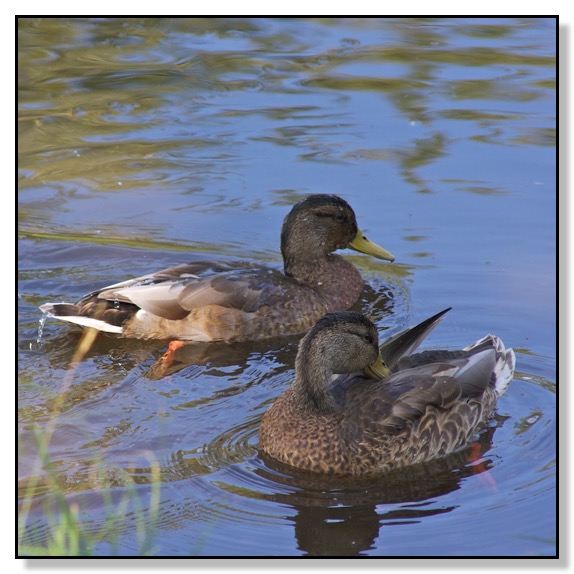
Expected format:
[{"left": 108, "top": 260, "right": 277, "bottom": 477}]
[
  {"left": 396, "top": 336, "right": 494, "bottom": 372},
  {"left": 397, "top": 335, "right": 515, "bottom": 397},
  {"left": 379, "top": 308, "right": 451, "bottom": 371},
  {"left": 81, "top": 261, "right": 292, "bottom": 320},
  {"left": 339, "top": 345, "right": 497, "bottom": 435},
  {"left": 386, "top": 346, "right": 495, "bottom": 407}
]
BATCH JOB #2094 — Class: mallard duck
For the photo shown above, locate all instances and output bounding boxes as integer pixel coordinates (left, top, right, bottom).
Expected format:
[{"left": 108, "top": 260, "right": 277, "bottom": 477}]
[
  {"left": 39, "top": 194, "right": 394, "bottom": 342},
  {"left": 259, "top": 309, "right": 515, "bottom": 475}
]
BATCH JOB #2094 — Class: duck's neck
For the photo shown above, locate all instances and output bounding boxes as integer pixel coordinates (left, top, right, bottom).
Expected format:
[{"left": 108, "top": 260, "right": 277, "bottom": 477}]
[
  {"left": 284, "top": 255, "right": 363, "bottom": 312},
  {"left": 292, "top": 339, "right": 338, "bottom": 414}
]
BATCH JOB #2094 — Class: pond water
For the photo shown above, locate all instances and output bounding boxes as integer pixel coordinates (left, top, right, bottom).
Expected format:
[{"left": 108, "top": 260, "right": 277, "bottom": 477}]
[{"left": 18, "top": 18, "right": 556, "bottom": 557}]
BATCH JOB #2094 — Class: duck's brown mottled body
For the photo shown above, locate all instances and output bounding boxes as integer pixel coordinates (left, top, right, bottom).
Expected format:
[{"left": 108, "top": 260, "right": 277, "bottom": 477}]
[
  {"left": 40, "top": 195, "right": 394, "bottom": 342},
  {"left": 261, "top": 375, "right": 495, "bottom": 475},
  {"left": 259, "top": 310, "right": 516, "bottom": 475}
]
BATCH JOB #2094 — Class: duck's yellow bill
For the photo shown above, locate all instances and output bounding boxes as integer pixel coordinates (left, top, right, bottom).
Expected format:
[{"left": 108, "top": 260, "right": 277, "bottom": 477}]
[
  {"left": 349, "top": 230, "right": 395, "bottom": 262},
  {"left": 363, "top": 353, "right": 391, "bottom": 380}
]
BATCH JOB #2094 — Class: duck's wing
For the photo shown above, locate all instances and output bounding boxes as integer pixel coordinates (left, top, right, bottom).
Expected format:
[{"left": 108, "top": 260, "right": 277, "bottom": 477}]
[
  {"left": 39, "top": 260, "right": 297, "bottom": 333},
  {"left": 382, "top": 348, "right": 496, "bottom": 423},
  {"left": 83, "top": 260, "right": 293, "bottom": 320},
  {"left": 337, "top": 344, "right": 497, "bottom": 433},
  {"left": 397, "top": 335, "right": 515, "bottom": 397},
  {"left": 395, "top": 337, "right": 494, "bottom": 372},
  {"left": 379, "top": 308, "right": 451, "bottom": 372}
]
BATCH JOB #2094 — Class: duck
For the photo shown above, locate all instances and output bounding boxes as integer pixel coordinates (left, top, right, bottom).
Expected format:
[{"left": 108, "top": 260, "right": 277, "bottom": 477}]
[
  {"left": 39, "top": 194, "right": 395, "bottom": 342},
  {"left": 259, "top": 309, "right": 516, "bottom": 475}
]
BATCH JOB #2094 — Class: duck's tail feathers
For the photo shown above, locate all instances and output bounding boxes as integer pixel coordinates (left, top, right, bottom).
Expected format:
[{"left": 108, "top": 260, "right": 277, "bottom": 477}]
[
  {"left": 379, "top": 308, "right": 451, "bottom": 372},
  {"left": 465, "top": 334, "right": 516, "bottom": 397},
  {"left": 39, "top": 303, "right": 123, "bottom": 334}
]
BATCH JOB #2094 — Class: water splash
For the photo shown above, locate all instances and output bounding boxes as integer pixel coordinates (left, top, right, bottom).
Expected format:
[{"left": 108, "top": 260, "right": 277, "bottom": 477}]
[{"left": 36, "top": 312, "right": 47, "bottom": 346}]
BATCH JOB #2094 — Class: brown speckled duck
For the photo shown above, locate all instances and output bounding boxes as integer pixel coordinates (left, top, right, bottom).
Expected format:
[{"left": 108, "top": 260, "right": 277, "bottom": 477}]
[
  {"left": 40, "top": 194, "right": 394, "bottom": 342},
  {"left": 259, "top": 309, "right": 515, "bottom": 475}
]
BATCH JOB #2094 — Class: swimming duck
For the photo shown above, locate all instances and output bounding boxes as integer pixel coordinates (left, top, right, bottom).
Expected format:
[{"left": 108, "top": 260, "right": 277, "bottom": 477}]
[
  {"left": 40, "top": 194, "right": 394, "bottom": 342},
  {"left": 259, "top": 309, "right": 515, "bottom": 475}
]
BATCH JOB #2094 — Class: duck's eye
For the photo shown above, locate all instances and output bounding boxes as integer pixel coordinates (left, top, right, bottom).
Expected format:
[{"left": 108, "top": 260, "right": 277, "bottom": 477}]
[
  {"left": 362, "top": 333, "right": 374, "bottom": 345},
  {"left": 334, "top": 213, "right": 345, "bottom": 222}
]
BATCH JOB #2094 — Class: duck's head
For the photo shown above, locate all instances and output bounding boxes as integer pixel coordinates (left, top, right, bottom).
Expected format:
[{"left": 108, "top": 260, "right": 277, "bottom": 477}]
[
  {"left": 294, "top": 312, "right": 390, "bottom": 411},
  {"left": 280, "top": 195, "right": 395, "bottom": 271}
]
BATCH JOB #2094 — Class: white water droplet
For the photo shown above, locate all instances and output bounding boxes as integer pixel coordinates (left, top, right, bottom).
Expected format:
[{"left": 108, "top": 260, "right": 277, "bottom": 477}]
[{"left": 36, "top": 313, "right": 47, "bottom": 344}]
